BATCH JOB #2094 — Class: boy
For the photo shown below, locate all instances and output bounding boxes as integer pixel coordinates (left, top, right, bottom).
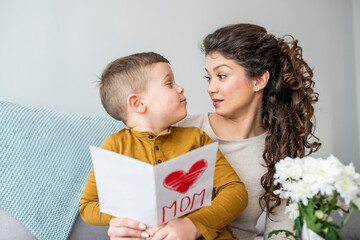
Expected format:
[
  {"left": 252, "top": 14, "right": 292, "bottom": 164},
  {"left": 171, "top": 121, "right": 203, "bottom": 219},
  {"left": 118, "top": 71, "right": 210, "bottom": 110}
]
[{"left": 79, "top": 52, "right": 248, "bottom": 240}]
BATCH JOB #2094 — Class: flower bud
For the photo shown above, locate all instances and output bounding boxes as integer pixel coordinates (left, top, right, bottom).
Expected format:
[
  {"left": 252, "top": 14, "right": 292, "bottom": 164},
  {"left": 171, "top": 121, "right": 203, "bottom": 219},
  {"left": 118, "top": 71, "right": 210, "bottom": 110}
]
[
  {"left": 353, "top": 198, "right": 360, "bottom": 209},
  {"left": 315, "top": 210, "right": 324, "bottom": 219}
]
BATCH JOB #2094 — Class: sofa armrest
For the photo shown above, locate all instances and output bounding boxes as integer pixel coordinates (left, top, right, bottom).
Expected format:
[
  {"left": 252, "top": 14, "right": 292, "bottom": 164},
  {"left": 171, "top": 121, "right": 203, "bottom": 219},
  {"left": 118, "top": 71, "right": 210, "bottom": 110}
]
[{"left": 0, "top": 208, "right": 109, "bottom": 240}]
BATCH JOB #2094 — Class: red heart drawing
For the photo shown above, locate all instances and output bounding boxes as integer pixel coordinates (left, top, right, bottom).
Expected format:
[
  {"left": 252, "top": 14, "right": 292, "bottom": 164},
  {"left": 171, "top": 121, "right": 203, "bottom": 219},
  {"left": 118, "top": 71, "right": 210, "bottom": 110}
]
[{"left": 163, "top": 159, "right": 208, "bottom": 194}]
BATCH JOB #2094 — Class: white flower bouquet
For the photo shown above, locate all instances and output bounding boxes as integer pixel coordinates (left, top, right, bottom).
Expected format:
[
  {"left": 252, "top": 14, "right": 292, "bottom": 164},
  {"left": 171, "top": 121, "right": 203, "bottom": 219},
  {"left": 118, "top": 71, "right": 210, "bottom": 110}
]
[{"left": 269, "top": 155, "right": 360, "bottom": 240}]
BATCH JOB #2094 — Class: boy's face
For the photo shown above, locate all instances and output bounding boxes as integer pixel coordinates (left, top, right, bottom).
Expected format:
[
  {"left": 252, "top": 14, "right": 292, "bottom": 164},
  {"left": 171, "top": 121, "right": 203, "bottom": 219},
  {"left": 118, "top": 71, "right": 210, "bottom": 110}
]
[{"left": 141, "top": 62, "right": 187, "bottom": 126}]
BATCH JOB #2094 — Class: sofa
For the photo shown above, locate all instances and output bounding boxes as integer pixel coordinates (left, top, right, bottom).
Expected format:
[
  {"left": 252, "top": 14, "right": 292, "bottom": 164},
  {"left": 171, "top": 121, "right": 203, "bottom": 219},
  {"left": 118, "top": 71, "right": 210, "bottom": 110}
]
[
  {"left": 0, "top": 101, "right": 124, "bottom": 240},
  {"left": 1, "top": 101, "right": 359, "bottom": 240}
]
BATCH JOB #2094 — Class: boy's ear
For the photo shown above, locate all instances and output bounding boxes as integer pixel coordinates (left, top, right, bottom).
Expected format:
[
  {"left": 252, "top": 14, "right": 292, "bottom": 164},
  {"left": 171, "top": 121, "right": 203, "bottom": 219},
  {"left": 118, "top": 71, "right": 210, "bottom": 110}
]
[
  {"left": 254, "top": 71, "right": 269, "bottom": 92},
  {"left": 127, "top": 94, "right": 146, "bottom": 113}
]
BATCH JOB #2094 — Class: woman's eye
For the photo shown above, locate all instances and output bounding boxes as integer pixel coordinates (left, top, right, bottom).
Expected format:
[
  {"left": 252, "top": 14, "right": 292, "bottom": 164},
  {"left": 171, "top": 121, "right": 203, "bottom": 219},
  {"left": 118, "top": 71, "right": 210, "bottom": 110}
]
[
  {"left": 205, "top": 76, "right": 211, "bottom": 82},
  {"left": 218, "top": 74, "right": 226, "bottom": 79}
]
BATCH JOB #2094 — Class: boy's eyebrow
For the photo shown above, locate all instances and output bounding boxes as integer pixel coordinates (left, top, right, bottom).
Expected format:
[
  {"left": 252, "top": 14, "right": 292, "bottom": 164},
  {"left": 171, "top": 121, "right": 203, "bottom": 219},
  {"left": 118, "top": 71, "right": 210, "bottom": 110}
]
[{"left": 162, "top": 73, "right": 173, "bottom": 82}]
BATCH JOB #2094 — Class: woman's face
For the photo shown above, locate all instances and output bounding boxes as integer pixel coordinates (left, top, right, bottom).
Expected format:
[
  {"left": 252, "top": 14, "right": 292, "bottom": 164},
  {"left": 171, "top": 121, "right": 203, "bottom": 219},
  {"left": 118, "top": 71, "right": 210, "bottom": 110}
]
[{"left": 205, "top": 52, "right": 258, "bottom": 119}]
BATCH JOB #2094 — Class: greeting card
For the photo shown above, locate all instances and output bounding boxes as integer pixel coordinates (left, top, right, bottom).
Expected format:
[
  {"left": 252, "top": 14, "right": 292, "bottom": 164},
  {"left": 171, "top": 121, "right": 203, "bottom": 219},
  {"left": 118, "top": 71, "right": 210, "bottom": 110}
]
[{"left": 89, "top": 142, "right": 217, "bottom": 227}]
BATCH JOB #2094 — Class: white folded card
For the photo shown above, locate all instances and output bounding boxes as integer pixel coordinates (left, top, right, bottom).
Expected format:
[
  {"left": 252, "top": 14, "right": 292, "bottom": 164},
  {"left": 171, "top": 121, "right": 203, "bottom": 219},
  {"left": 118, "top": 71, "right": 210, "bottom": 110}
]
[{"left": 89, "top": 142, "right": 217, "bottom": 227}]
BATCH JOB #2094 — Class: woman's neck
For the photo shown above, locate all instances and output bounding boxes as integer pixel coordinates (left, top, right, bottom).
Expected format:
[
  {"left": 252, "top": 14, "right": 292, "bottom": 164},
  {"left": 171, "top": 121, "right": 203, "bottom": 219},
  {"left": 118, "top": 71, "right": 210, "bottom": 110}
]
[{"left": 208, "top": 112, "right": 266, "bottom": 140}]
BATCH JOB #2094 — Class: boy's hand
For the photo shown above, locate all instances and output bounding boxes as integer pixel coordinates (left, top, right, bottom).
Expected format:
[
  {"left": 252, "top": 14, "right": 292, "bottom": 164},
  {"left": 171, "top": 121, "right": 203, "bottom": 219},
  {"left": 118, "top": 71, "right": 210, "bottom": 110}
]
[
  {"left": 108, "top": 217, "right": 153, "bottom": 239},
  {"left": 146, "top": 224, "right": 165, "bottom": 236},
  {"left": 151, "top": 218, "right": 201, "bottom": 240}
]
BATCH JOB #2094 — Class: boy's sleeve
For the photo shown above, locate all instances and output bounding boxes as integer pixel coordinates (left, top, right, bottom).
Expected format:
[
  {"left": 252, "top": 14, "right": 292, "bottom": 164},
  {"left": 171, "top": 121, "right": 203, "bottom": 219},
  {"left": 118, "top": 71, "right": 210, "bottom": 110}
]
[
  {"left": 79, "top": 138, "right": 114, "bottom": 226},
  {"left": 185, "top": 132, "right": 248, "bottom": 239}
]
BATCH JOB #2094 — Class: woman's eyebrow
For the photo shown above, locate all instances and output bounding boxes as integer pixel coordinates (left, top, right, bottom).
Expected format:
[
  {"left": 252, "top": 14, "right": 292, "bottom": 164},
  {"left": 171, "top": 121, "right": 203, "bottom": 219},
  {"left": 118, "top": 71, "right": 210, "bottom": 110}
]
[{"left": 207, "top": 64, "right": 232, "bottom": 72}]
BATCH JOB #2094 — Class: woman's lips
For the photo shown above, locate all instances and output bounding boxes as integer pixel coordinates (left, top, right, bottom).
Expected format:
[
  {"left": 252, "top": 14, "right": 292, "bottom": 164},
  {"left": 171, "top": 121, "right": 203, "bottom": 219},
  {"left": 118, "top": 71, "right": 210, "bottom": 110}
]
[{"left": 212, "top": 99, "right": 223, "bottom": 106}]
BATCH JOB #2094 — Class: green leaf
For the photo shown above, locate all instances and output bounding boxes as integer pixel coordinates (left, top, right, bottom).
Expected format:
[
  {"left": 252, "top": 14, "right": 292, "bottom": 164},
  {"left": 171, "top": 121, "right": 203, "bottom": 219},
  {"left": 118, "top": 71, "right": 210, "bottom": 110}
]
[
  {"left": 268, "top": 230, "right": 297, "bottom": 240},
  {"left": 340, "top": 206, "right": 356, "bottom": 230},
  {"left": 325, "top": 225, "right": 340, "bottom": 240},
  {"left": 294, "top": 216, "right": 302, "bottom": 238},
  {"left": 268, "top": 230, "right": 283, "bottom": 237},
  {"left": 327, "top": 222, "right": 340, "bottom": 230},
  {"left": 300, "top": 202, "right": 323, "bottom": 233}
]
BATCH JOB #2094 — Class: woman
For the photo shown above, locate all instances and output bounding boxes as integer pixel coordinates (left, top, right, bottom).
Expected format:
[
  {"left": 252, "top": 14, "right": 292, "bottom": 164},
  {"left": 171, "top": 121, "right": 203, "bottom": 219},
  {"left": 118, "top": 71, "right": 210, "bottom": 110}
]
[
  {"left": 108, "top": 23, "right": 320, "bottom": 239},
  {"left": 177, "top": 23, "right": 321, "bottom": 239}
]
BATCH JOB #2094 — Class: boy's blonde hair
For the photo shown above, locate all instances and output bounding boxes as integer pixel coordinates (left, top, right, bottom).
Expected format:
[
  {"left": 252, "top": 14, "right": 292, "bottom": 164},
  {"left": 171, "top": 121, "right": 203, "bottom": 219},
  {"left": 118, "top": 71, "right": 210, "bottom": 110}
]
[{"left": 100, "top": 52, "right": 169, "bottom": 123}]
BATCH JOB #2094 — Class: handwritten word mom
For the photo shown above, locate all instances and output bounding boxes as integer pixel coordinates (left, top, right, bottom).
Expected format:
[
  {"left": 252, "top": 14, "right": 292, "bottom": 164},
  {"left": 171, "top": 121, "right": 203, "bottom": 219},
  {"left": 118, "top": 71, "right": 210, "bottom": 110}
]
[{"left": 162, "top": 189, "right": 206, "bottom": 223}]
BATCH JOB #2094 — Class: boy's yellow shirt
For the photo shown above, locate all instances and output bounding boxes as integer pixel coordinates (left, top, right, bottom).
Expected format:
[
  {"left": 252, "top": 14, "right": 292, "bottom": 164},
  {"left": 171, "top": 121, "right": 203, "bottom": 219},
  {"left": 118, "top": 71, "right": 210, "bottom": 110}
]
[{"left": 79, "top": 126, "right": 248, "bottom": 240}]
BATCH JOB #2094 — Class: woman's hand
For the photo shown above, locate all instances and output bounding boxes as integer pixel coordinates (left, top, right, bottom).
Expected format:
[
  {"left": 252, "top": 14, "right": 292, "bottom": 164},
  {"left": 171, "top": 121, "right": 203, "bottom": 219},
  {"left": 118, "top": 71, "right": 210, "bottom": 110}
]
[
  {"left": 108, "top": 217, "right": 158, "bottom": 240},
  {"left": 151, "top": 218, "right": 201, "bottom": 240}
]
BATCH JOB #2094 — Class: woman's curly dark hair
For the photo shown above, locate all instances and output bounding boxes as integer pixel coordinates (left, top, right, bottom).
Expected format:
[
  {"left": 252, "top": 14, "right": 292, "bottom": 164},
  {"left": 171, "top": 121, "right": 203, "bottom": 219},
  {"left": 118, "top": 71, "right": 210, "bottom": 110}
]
[{"left": 202, "top": 23, "right": 321, "bottom": 213}]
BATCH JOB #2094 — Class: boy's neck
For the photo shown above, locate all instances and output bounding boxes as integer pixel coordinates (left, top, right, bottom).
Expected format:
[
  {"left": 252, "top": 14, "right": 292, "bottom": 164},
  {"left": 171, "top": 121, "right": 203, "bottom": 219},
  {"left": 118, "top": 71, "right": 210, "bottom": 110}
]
[
  {"left": 131, "top": 126, "right": 171, "bottom": 136},
  {"left": 126, "top": 113, "right": 175, "bottom": 136}
]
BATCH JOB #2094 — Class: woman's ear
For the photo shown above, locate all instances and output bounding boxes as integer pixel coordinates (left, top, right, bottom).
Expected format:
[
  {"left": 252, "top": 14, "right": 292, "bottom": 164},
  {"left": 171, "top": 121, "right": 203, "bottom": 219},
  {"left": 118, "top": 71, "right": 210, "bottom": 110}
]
[
  {"left": 127, "top": 94, "right": 146, "bottom": 113},
  {"left": 254, "top": 71, "right": 270, "bottom": 92}
]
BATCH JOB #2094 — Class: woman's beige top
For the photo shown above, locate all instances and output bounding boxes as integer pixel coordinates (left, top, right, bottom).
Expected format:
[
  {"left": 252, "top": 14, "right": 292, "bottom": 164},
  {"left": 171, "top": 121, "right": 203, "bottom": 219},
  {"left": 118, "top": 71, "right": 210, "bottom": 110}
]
[{"left": 177, "top": 113, "right": 293, "bottom": 240}]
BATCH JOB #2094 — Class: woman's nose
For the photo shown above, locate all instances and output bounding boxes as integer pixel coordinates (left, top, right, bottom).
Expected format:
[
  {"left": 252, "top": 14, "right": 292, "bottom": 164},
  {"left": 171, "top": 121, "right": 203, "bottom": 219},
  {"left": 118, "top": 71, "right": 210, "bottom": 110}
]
[{"left": 207, "top": 80, "right": 217, "bottom": 94}]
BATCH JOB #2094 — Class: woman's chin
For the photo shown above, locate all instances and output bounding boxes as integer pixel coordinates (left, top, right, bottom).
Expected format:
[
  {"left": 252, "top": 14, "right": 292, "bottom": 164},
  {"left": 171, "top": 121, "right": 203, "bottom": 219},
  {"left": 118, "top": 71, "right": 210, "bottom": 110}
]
[{"left": 214, "top": 108, "right": 226, "bottom": 116}]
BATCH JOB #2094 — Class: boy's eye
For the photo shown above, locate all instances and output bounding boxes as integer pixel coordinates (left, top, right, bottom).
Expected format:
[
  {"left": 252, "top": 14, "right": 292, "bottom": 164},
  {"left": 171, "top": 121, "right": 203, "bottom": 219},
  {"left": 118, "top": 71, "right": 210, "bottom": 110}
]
[{"left": 166, "top": 82, "right": 173, "bottom": 87}]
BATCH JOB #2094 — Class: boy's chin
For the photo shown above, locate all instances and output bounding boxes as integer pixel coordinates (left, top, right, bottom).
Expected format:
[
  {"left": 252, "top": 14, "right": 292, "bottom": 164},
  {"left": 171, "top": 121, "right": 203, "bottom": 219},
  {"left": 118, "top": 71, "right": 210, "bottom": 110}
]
[
  {"left": 179, "top": 114, "right": 187, "bottom": 122},
  {"left": 179, "top": 111, "right": 188, "bottom": 121},
  {"left": 171, "top": 112, "right": 187, "bottom": 125}
]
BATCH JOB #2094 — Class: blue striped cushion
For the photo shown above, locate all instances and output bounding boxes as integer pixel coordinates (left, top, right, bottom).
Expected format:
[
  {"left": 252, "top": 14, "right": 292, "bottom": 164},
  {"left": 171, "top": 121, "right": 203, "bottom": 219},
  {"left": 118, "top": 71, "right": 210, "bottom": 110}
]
[{"left": 0, "top": 101, "right": 126, "bottom": 240}]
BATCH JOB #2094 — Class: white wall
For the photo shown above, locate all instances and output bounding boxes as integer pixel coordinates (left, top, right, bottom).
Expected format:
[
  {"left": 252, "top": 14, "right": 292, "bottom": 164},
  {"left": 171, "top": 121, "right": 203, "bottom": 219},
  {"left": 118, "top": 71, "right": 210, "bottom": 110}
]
[
  {"left": 353, "top": 0, "right": 360, "bottom": 170},
  {"left": 1, "top": 0, "right": 358, "bottom": 170}
]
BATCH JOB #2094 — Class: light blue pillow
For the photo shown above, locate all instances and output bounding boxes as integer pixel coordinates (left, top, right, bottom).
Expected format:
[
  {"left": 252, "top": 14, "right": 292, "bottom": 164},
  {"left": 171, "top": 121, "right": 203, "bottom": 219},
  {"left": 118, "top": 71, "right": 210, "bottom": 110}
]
[{"left": 0, "top": 101, "right": 126, "bottom": 240}]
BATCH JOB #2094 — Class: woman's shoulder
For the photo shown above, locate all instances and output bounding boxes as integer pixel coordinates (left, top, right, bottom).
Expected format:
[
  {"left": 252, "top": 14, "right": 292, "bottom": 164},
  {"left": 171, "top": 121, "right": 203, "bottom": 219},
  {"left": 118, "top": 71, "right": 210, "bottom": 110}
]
[{"left": 176, "top": 113, "right": 209, "bottom": 129}]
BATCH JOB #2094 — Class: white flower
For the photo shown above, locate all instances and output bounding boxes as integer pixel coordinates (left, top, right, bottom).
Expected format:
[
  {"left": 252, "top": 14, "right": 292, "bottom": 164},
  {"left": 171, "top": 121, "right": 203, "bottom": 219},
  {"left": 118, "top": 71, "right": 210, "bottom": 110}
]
[
  {"left": 274, "top": 157, "right": 304, "bottom": 184},
  {"left": 285, "top": 202, "right": 299, "bottom": 220},
  {"left": 302, "top": 155, "right": 342, "bottom": 196},
  {"left": 272, "top": 155, "right": 360, "bottom": 239},
  {"left": 342, "top": 162, "right": 359, "bottom": 180},
  {"left": 282, "top": 180, "right": 314, "bottom": 205},
  {"left": 273, "top": 189, "right": 284, "bottom": 197},
  {"left": 335, "top": 175, "right": 359, "bottom": 204}
]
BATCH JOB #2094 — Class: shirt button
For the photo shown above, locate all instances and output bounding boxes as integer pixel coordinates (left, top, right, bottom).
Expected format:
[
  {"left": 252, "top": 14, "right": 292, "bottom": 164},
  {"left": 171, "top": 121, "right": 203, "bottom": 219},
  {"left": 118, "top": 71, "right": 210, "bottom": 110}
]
[
  {"left": 157, "top": 159, "right": 162, "bottom": 164},
  {"left": 148, "top": 135, "right": 153, "bottom": 139},
  {"left": 155, "top": 146, "right": 159, "bottom": 151}
]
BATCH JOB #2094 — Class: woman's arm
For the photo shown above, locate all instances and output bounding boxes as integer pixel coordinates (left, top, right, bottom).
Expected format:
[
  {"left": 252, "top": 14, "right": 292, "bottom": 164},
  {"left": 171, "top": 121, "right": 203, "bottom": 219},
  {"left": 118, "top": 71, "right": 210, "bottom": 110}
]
[{"left": 264, "top": 199, "right": 294, "bottom": 239}]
